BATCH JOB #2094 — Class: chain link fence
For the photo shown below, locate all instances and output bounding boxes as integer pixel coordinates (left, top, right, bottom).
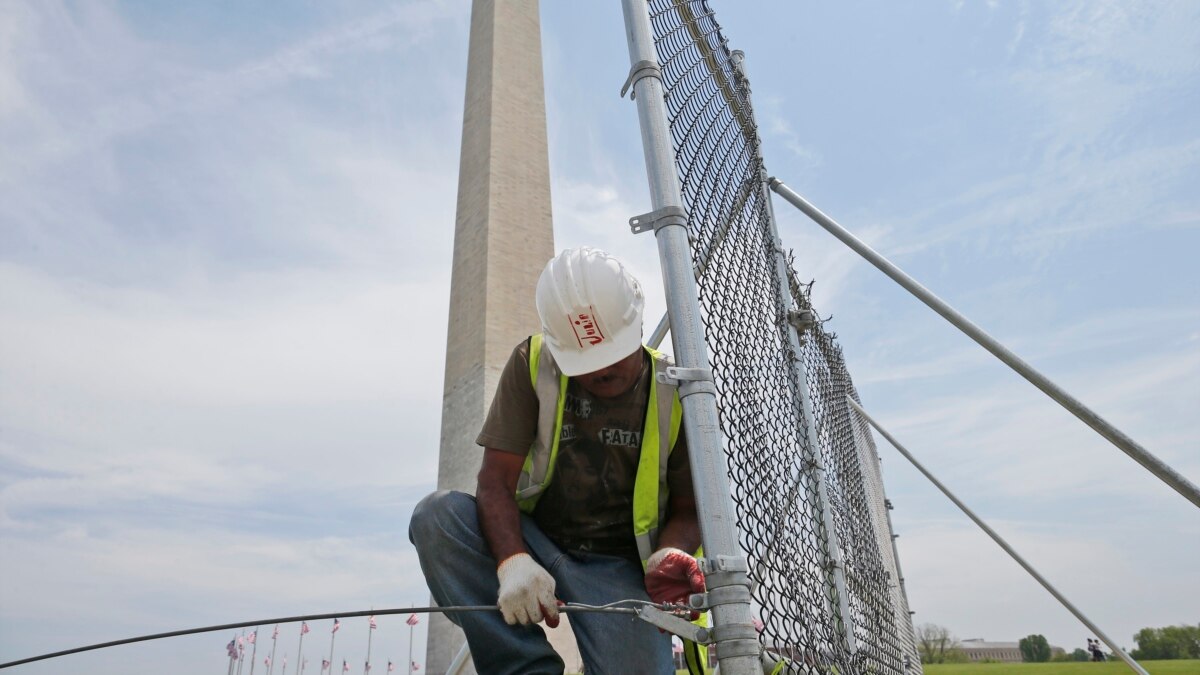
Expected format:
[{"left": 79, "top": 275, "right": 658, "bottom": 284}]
[{"left": 645, "top": 1, "right": 919, "bottom": 671}]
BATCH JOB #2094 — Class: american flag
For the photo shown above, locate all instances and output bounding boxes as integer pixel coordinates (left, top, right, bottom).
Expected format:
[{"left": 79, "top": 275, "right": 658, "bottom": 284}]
[
  {"left": 365, "top": 663, "right": 372, "bottom": 672},
  {"left": 272, "top": 624, "right": 279, "bottom": 640},
  {"left": 387, "top": 661, "right": 394, "bottom": 672},
  {"left": 322, "top": 659, "right": 331, "bottom": 671},
  {"left": 265, "top": 656, "right": 271, "bottom": 667},
  {"left": 342, "top": 659, "right": 350, "bottom": 672},
  {"left": 405, "top": 614, "right": 419, "bottom": 627},
  {"left": 248, "top": 630, "right": 257, "bottom": 645},
  {"left": 411, "top": 661, "right": 420, "bottom": 672},
  {"left": 369, "top": 615, "right": 377, "bottom": 630},
  {"left": 226, "top": 639, "right": 238, "bottom": 659},
  {"left": 301, "top": 621, "right": 310, "bottom": 635},
  {"left": 332, "top": 618, "right": 341, "bottom": 634}
]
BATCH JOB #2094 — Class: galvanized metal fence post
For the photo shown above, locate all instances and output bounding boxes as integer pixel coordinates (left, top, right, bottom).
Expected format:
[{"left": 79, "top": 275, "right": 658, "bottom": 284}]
[
  {"left": 729, "top": 49, "right": 859, "bottom": 659},
  {"left": 619, "top": 2, "right": 761, "bottom": 673}
]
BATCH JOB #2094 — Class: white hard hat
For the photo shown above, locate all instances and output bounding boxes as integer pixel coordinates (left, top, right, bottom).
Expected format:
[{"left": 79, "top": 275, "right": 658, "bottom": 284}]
[{"left": 535, "top": 246, "right": 645, "bottom": 377}]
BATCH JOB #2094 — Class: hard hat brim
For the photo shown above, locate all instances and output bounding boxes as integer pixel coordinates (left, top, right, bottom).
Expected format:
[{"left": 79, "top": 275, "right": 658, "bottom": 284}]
[{"left": 543, "top": 325, "right": 644, "bottom": 377}]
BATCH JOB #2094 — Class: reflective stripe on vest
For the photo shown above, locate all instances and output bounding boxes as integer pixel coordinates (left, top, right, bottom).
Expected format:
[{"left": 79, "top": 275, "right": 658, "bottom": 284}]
[{"left": 514, "top": 333, "right": 683, "bottom": 564}]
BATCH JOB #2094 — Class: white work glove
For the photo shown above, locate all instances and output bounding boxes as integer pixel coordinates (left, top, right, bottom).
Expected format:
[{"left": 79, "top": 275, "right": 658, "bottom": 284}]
[{"left": 496, "top": 553, "right": 560, "bottom": 627}]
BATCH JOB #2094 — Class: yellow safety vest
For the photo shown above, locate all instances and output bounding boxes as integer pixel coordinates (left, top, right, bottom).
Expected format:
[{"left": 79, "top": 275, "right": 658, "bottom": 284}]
[
  {"left": 516, "top": 334, "right": 683, "bottom": 563},
  {"left": 515, "top": 334, "right": 709, "bottom": 674}
]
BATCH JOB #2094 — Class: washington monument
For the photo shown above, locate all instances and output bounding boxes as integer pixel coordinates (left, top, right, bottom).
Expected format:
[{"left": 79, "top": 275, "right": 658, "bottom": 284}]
[{"left": 426, "top": 0, "right": 563, "bottom": 672}]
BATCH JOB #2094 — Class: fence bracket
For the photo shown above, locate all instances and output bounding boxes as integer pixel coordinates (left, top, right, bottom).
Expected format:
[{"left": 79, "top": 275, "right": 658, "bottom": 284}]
[
  {"left": 656, "top": 365, "right": 716, "bottom": 399},
  {"left": 630, "top": 205, "right": 688, "bottom": 235},
  {"left": 620, "top": 59, "right": 663, "bottom": 99}
]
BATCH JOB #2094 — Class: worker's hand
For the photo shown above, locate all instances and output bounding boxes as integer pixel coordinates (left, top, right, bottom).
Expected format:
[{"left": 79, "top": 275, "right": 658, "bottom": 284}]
[
  {"left": 644, "top": 547, "right": 706, "bottom": 619},
  {"left": 496, "top": 553, "right": 560, "bottom": 628}
]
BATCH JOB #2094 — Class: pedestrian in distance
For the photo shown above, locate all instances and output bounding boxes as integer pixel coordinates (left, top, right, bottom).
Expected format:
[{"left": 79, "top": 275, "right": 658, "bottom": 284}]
[
  {"left": 1088, "top": 638, "right": 1106, "bottom": 662},
  {"left": 410, "top": 247, "right": 706, "bottom": 675}
]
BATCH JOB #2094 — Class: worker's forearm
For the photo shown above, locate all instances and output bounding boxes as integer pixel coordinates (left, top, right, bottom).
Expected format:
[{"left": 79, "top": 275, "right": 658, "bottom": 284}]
[
  {"left": 656, "top": 500, "right": 701, "bottom": 554},
  {"left": 476, "top": 481, "right": 527, "bottom": 565}
]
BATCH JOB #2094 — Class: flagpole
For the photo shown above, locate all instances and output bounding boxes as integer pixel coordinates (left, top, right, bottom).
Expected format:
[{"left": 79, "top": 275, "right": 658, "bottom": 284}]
[
  {"left": 403, "top": 612, "right": 418, "bottom": 674},
  {"left": 249, "top": 627, "right": 259, "bottom": 675},
  {"left": 296, "top": 624, "right": 307, "bottom": 675},
  {"left": 237, "top": 631, "right": 246, "bottom": 675},
  {"left": 327, "top": 620, "right": 338, "bottom": 675},
  {"left": 362, "top": 619, "right": 372, "bottom": 672},
  {"left": 268, "top": 626, "right": 279, "bottom": 675}
]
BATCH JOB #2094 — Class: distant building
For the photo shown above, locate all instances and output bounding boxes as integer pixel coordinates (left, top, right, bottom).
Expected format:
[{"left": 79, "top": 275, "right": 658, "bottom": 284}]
[{"left": 959, "top": 639, "right": 1065, "bottom": 663}]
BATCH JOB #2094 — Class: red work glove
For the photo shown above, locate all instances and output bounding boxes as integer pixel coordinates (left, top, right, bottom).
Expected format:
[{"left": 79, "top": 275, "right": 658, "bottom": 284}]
[{"left": 644, "top": 547, "right": 706, "bottom": 619}]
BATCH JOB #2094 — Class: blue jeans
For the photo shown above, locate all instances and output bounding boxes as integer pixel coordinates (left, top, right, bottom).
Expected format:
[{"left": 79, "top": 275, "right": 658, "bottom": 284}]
[{"left": 409, "top": 490, "right": 673, "bottom": 675}]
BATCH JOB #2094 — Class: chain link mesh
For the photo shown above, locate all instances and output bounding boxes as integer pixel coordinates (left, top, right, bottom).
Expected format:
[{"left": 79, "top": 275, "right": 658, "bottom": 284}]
[{"left": 645, "top": 1, "right": 920, "bottom": 671}]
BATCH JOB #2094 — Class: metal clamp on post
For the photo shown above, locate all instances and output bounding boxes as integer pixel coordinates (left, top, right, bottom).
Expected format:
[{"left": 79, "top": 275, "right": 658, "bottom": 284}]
[
  {"left": 635, "top": 606, "right": 711, "bottom": 644},
  {"left": 691, "top": 555, "right": 753, "bottom": 611},
  {"left": 699, "top": 554, "right": 750, "bottom": 575},
  {"left": 708, "top": 623, "right": 762, "bottom": 643},
  {"left": 656, "top": 365, "right": 716, "bottom": 399},
  {"left": 688, "top": 585, "right": 752, "bottom": 611},
  {"left": 620, "top": 59, "right": 662, "bottom": 99},
  {"left": 629, "top": 205, "right": 687, "bottom": 235},
  {"left": 788, "top": 308, "right": 815, "bottom": 333},
  {"left": 823, "top": 557, "right": 846, "bottom": 573}
]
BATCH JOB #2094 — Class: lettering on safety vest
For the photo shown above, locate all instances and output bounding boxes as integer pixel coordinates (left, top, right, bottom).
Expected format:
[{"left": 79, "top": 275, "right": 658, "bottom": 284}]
[
  {"left": 599, "top": 427, "right": 641, "bottom": 448},
  {"left": 569, "top": 308, "right": 606, "bottom": 348}
]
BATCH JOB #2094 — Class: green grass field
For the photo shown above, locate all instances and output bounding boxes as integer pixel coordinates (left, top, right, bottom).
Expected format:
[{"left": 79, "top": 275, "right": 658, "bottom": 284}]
[
  {"left": 924, "top": 661, "right": 1200, "bottom": 674},
  {"left": 666, "top": 660, "right": 1200, "bottom": 675}
]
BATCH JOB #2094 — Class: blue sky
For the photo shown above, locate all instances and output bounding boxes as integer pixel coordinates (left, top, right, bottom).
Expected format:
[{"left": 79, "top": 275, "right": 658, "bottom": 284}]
[{"left": 1, "top": 1, "right": 1197, "bottom": 672}]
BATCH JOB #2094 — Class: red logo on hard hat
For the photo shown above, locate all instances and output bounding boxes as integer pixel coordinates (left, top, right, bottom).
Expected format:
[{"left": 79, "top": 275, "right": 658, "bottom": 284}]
[{"left": 569, "top": 308, "right": 606, "bottom": 348}]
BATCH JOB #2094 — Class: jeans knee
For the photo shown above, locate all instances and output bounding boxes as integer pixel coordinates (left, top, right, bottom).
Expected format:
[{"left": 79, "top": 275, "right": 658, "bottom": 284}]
[{"left": 409, "top": 490, "right": 475, "bottom": 547}]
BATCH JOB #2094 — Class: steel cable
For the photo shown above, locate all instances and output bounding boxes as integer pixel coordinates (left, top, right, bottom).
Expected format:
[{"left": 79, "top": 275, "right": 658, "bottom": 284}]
[{"left": 0, "top": 601, "right": 664, "bottom": 669}]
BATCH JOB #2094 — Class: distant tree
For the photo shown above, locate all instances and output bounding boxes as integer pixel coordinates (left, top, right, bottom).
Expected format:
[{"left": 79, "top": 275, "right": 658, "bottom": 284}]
[
  {"left": 942, "top": 647, "right": 969, "bottom": 664},
  {"left": 1019, "top": 634, "right": 1051, "bottom": 662},
  {"left": 1052, "top": 648, "right": 1089, "bottom": 662},
  {"left": 1130, "top": 624, "right": 1200, "bottom": 660},
  {"left": 915, "top": 623, "right": 962, "bottom": 664}
]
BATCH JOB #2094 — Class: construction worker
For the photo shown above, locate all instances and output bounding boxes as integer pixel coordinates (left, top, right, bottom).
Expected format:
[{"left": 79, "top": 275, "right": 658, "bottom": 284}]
[{"left": 410, "top": 246, "right": 705, "bottom": 674}]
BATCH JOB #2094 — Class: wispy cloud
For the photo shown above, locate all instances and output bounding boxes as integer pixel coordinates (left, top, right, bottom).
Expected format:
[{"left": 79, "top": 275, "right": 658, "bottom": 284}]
[
  {"left": 896, "top": 519, "right": 1198, "bottom": 650},
  {"left": 1, "top": 0, "right": 461, "bottom": 180},
  {"left": 863, "top": 324, "right": 1200, "bottom": 504},
  {"left": 758, "top": 97, "right": 823, "bottom": 176},
  {"left": 0, "top": 262, "right": 447, "bottom": 479},
  {"left": 1, "top": 2, "right": 466, "bottom": 291}
]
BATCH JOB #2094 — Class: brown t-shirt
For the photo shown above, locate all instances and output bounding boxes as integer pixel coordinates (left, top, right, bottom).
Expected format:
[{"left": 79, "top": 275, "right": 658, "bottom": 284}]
[{"left": 477, "top": 338, "right": 693, "bottom": 560}]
